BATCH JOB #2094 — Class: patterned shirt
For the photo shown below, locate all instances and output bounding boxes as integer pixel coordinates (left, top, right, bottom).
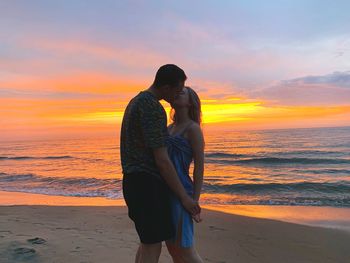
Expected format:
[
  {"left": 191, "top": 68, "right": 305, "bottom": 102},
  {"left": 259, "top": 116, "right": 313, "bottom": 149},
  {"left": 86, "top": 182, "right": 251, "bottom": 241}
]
[{"left": 120, "top": 90, "right": 168, "bottom": 180}]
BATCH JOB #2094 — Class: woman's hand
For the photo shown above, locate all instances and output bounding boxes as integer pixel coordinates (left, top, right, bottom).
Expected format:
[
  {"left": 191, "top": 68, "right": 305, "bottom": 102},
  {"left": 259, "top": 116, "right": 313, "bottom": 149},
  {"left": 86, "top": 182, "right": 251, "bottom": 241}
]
[
  {"left": 181, "top": 196, "right": 201, "bottom": 216},
  {"left": 192, "top": 212, "right": 202, "bottom": 223}
]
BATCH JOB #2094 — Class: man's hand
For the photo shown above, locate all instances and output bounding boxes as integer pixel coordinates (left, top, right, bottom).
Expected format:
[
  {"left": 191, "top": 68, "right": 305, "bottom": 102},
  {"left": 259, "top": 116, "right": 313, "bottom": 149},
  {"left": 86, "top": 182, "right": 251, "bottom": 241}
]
[{"left": 181, "top": 196, "right": 201, "bottom": 216}]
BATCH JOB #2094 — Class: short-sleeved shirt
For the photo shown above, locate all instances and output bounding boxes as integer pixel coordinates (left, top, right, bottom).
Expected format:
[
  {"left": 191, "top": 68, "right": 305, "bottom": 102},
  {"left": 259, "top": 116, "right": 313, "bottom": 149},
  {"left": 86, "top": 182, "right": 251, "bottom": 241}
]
[{"left": 120, "top": 90, "right": 168, "bottom": 180}]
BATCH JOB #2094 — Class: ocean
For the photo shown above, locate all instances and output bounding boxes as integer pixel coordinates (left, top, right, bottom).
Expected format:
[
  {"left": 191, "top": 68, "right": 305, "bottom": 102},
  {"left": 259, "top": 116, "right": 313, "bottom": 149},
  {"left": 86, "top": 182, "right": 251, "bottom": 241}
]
[{"left": 1, "top": 126, "right": 349, "bottom": 207}]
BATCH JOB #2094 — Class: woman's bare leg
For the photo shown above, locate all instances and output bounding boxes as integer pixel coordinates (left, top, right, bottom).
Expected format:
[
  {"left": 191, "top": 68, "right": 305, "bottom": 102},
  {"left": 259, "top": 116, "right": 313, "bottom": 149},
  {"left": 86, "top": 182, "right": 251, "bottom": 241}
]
[
  {"left": 166, "top": 213, "right": 203, "bottom": 263},
  {"left": 166, "top": 240, "right": 186, "bottom": 263},
  {"left": 177, "top": 246, "right": 203, "bottom": 263},
  {"left": 166, "top": 213, "right": 186, "bottom": 263},
  {"left": 136, "top": 242, "right": 162, "bottom": 263},
  {"left": 166, "top": 240, "right": 203, "bottom": 263}
]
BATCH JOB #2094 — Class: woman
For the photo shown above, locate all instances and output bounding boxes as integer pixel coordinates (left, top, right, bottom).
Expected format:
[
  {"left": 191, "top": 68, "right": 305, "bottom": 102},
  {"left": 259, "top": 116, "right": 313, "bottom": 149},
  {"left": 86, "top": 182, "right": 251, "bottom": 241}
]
[{"left": 166, "top": 86, "right": 205, "bottom": 263}]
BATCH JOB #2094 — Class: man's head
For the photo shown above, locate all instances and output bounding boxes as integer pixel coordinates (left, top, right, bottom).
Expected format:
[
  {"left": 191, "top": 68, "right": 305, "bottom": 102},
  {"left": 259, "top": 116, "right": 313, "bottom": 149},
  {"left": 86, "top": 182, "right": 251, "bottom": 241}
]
[{"left": 152, "top": 64, "right": 187, "bottom": 103}]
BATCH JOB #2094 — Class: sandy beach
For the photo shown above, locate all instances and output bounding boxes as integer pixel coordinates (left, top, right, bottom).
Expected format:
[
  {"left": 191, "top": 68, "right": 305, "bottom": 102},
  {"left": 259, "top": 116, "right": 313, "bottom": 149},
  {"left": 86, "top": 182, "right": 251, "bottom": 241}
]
[{"left": 1, "top": 205, "right": 349, "bottom": 263}]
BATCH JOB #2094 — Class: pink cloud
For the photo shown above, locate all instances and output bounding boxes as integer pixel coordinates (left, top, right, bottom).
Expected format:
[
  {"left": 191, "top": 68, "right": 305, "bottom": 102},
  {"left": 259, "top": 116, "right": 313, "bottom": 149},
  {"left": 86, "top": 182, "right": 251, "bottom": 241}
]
[{"left": 250, "top": 71, "right": 350, "bottom": 106}]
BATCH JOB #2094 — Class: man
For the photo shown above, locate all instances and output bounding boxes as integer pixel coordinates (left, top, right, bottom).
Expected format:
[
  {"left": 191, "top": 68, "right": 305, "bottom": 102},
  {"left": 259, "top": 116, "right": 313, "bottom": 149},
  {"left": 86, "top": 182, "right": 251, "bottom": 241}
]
[{"left": 120, "top": 64, "right": 201, "bottom": 263}]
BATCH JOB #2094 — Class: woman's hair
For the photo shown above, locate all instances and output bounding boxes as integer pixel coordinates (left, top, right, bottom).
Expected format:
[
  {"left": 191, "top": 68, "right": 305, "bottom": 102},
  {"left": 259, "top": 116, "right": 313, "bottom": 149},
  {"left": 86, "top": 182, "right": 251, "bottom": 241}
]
[{"left": 170, "top": 86, "right": 202, "bottom": 125}]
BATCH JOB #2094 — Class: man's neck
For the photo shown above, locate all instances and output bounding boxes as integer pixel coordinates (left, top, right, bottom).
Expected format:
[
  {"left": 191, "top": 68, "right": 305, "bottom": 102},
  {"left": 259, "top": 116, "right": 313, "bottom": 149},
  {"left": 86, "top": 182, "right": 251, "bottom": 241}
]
[{"left": 146, "top": 85, "right": 162, "bottom": 100}]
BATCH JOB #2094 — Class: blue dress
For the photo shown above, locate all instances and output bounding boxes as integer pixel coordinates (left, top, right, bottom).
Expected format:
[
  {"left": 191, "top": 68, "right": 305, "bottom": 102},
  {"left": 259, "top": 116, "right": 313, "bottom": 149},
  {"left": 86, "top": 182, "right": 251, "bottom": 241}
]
[{"left": 166, "top": 122, "right": 195, "bottom": 248}]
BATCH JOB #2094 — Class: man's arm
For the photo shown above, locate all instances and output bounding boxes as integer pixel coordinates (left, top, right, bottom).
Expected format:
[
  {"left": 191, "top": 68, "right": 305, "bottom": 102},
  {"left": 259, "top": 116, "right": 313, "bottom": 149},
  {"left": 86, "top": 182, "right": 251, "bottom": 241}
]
[{"left": 153, "top": 147, "right": 200, "bottom": 215}]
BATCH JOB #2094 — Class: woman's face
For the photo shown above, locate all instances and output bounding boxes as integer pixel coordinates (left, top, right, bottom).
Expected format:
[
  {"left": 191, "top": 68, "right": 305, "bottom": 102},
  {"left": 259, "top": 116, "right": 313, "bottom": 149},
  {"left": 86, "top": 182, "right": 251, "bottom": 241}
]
[
  {"left": 162, "top": 81, "right": 184, "bottom": 104},
  {"left": 171, "top": 87, "right": 190, "bottom": 108}
]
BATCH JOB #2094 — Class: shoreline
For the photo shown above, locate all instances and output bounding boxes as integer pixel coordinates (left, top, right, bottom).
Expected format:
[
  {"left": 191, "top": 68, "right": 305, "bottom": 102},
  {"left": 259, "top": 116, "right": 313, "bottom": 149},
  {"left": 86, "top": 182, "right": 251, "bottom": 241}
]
[{"left": 1, "top": 190, "right": 350, "bottom": 233}]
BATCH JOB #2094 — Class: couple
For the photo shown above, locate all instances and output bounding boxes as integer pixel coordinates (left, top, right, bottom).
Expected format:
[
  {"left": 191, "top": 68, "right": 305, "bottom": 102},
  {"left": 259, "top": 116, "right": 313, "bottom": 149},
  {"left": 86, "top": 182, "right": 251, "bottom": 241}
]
[{"left": 120, "top": 64, "right": 205, "bottom": 263}]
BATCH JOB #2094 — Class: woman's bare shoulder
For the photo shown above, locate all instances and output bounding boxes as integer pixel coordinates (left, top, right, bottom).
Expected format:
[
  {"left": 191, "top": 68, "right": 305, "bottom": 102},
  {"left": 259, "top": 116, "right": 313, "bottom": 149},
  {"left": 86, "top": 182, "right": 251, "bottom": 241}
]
[{"left": 187, "top": 122, "right": 203, "bottom": 136}]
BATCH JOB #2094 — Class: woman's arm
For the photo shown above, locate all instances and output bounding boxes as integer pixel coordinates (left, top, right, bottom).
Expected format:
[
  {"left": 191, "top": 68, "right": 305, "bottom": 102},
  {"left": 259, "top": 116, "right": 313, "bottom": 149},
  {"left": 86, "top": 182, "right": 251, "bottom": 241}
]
[{"left": 188, "top": 123, "right": 205, "bottom": 202}]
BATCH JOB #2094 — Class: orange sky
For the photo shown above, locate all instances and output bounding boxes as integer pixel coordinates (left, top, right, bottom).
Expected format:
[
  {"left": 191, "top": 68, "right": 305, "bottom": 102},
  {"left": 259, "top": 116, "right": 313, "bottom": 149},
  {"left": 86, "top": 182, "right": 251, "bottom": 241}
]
[
  {"left": 1, "top": 1, "right": 350, "bottom": 141},
  {"left": 2, "top": 80, "right": 350, "bottom": 141}
]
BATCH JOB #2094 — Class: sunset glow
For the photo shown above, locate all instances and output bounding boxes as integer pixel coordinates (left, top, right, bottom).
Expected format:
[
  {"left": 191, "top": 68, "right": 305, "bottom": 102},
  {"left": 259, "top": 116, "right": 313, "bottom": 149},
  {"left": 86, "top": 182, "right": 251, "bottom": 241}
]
[{"left": 1, "top": 1, "right": 350, "bottom": 141}]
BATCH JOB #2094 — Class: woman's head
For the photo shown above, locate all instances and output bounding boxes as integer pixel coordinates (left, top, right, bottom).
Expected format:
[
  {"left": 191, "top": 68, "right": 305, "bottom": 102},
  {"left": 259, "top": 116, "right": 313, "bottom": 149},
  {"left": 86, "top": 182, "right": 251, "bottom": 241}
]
[{"left": 170, "top": 86, "right": 202, "bottom": 125}]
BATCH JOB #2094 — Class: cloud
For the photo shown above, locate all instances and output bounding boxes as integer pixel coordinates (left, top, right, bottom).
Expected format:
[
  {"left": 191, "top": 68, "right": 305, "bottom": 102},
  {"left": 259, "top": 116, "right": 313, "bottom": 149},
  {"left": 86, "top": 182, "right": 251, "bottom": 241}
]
[
  {"left": 282, "top": 71, "right": 350, "bottom": 88},
  {"left": 0, "top": 88, "right": 113, "bottom": 100},
  {"left": 0, "top": 72, "right": 147, "bottom": 98},
  {"left": 250, "top": 71, "right": 350, "bottom": 106}
]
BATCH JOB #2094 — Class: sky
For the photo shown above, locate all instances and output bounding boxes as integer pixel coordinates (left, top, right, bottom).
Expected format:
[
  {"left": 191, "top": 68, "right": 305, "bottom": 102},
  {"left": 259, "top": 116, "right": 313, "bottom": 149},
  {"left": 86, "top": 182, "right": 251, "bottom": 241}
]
[{"left": 1, "top": 0, "right": 350, "bottom": 141}]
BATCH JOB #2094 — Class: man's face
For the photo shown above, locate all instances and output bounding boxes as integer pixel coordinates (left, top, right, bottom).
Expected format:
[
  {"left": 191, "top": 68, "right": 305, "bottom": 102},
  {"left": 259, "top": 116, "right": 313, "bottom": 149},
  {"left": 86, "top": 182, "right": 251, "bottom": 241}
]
[{"left": 163, "top": 81, "right": 184, "bottom": 104}]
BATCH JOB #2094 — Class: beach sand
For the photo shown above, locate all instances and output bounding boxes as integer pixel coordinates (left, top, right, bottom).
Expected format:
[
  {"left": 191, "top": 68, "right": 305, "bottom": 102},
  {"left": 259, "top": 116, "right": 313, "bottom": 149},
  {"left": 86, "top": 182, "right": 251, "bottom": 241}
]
[{"left": 0, "top": 205, "right": 349, "bottom": 263}]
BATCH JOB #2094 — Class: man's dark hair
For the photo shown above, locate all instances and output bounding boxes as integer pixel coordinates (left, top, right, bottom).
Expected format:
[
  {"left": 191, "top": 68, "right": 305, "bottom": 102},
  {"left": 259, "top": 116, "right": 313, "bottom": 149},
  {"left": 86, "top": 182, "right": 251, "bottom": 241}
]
[{"left": 153, "top": 64, "right": 187, "bottom": 88}]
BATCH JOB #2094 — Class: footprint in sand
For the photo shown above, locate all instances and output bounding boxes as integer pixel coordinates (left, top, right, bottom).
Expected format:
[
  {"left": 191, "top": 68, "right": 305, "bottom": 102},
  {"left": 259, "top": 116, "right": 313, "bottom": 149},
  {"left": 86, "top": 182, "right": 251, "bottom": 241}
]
[
  {"left": 27, "top": 237, "right": 47, "bottom": 245},
  {"left": 12, "top": 247, "right": 37, "bottom": 261},
  {"left": 4, "top": 238, "right": 45, "bottom": 262},
  {"left": 0, "top": 230, "right": 13, "bottom": 234},
  {"left": 209, "top": 225, "right": 225, "bottom": 231}
]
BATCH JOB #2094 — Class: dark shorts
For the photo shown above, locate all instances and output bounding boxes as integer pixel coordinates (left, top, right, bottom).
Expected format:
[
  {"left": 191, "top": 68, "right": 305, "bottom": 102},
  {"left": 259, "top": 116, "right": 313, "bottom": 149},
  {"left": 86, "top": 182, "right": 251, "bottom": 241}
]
[{"left": 122, "top": 171, "right": 175, "bottom": 244}]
